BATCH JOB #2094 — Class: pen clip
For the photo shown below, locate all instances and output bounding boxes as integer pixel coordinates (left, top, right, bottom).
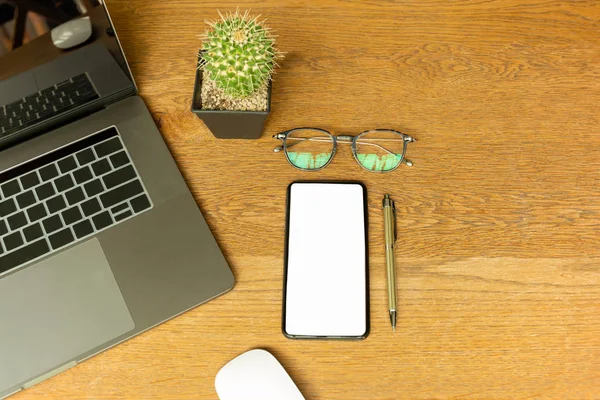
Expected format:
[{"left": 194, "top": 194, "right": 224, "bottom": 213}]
[{"left": 392, "top": 201, "right": 397, "bottom": 242}]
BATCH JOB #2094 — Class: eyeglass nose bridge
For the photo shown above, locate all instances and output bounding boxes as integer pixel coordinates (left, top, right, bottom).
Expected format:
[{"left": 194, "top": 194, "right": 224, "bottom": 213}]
[{"left": 335, "top": 135, "right": 354, "bottom": 142}]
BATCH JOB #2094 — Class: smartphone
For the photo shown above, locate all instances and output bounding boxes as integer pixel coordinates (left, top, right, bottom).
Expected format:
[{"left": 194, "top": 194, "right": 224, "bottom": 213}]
[{"left": 282, "top": 182, "right": 369, "bottom": 340}]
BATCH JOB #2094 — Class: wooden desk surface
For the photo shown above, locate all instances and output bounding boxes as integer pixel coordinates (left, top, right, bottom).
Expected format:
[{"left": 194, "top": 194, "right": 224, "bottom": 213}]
[{"left": 14, "top": 0, "right": 600, "bottom": 398}]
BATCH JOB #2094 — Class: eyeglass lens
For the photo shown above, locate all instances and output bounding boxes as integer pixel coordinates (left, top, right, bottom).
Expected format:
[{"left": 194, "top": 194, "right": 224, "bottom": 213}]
[
  {"left": 354, "top": 130, "right": 405, "bottom": 172},
  {"left": 285, "top": 129, "right": 334, "bottom": 170}
]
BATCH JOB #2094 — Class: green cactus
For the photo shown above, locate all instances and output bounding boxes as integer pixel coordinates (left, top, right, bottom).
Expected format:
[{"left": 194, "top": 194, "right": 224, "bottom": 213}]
[{"left": 199, "top": 10, "right": 281, "bottom": 98}]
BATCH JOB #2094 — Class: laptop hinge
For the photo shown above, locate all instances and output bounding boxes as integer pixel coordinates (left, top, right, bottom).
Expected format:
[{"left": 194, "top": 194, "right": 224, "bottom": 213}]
[{"left": 104, "top": 86, "right": 137, "bottom": 108}]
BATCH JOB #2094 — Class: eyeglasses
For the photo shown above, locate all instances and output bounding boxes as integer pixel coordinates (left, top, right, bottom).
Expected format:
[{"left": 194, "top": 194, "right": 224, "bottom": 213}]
[{"left": 273, "top": 128, "right": 416, "bottom": 172}]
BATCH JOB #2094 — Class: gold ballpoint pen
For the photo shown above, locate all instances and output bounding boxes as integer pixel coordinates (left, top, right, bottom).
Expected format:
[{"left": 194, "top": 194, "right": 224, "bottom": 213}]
[{"left": 383, "top": 194, "right": 397, "bottom": 331}]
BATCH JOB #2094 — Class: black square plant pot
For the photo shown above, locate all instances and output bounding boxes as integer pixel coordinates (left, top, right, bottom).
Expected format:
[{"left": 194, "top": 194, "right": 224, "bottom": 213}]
[{"left": 191, "top": 53, "right": 272, "bottom": 139}]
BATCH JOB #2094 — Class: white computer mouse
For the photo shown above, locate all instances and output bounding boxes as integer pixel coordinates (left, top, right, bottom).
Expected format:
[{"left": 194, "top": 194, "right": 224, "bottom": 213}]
[
  {"left": 51, "top": 16, "right": 92, "bottom": 50},
  {"left": 215, "top": 349, "right": 305, "bottom": 400}
]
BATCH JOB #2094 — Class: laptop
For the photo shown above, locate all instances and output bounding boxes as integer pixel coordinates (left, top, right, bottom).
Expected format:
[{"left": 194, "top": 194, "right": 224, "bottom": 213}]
[{"left": 0, "top": 2, "right": 234, "bottom": 398}]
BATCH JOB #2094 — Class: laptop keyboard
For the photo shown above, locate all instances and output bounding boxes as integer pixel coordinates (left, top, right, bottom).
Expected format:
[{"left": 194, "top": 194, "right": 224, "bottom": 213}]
[
  {"left": 0, "top": 127, "right": 153, "bottom": 275},
  {"left": 0, "top": 73, "right": 99, "bottom": 138}
]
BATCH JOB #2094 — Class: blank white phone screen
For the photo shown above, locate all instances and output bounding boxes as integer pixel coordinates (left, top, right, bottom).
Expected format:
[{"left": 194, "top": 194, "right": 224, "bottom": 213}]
[{"left": 285, "top": 183, "right": 367, "bottom": 337}]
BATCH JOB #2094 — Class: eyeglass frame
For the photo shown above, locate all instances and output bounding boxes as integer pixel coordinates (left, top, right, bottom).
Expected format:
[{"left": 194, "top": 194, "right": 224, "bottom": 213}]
[{"left": 273, "top": 127, "right": 416, "bottom": 172}]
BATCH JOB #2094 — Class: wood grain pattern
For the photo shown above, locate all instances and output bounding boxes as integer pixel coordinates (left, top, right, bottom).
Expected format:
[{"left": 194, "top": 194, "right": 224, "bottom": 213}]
[{"left": 12, "top": 0, "right": 600, "bottom": 398}]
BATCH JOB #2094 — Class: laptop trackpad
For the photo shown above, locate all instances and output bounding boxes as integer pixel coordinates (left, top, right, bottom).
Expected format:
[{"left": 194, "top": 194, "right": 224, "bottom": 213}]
[{"left": 0, "top": 239, "right": 134, "bottom": 393}]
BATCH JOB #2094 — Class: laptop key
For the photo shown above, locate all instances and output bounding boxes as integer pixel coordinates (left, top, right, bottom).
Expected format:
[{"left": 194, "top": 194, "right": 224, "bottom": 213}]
[
  {"left": 73, "top": 166, "right": 93, "bottom": 184},
  {"left": 130, "top": 194, "right": 151, "bottom": 213},
  {"left": 58, "top": 156, "right": 77, "bottom": 173},
  {"left": 94, "top": 137, "right": 122, "bottom": 157},
  {"left": 114, "top": 210, "right": 132, "bottom": 222},
  {"left": 83, "top": 179, "right": 103, "bottom": 197},
  {"left": 109, "top": 151, "right": 129, "bottom": 168},
  {"left": 20, "top": 172, "right": 40, "bottom": 189},
  {"left": 3, "top": 231, "right": 23, "bottom": 251},
  {"left": 62, "top": 206, "right": 83, "bottom": 225},
  {"left": 27, "top": 203, "right": 47, "bottom": 222},
  {"left": 16, "top": 190, "right": 36, "bottom": 208},
  {"left": 91, "top": 158, "right": 111, "bottom": 176},
  {"left": 65, "top": 187, "right": 85, "bottom": 205},
  {"left": 35, "top": 182, "right": 55, "bottom": 200},
  {"left": 7, "top": 212, "right": 27, "bottom": 231},
  {"left": 42, "top": 214, "right": 63, "bottom": 234},
  {"left": 92, "top": 211, "right": 113, "bottom": 230},
  {"left": 73, "top": 219, "right": 94, "bottom": 238},
  {"left": 76, "top": 148, "right": 96, "bottom": 165},
  {"left": 81, "top": 198, "right": 101, "bottom": 216},
  {"left": 100, "top": 179, "right": 143, "bottom": 208},
  {"left": 46, "top": 195, "right": 67, "bottom": 214},
  {"left": 49, "top": 228, "right": 75, "bottom": 249},
  {"left": 23, "top": 223, "right": 43, "bottom": 242},
  {"left": 39, "top": 164, "right": 59, "bottom": 181},
  {"left": 55, "top": 175, "right": 75, "bottom": 192},
  {"left": 1, "top": 180, "right": 20, "bottom": 197},
  {"left": 0, "top": 239, "right": 50, "bottom": 274},
  {"left": 0, "top": 198, "right": 17, "bottom": 217},
  {"left": 103, "top": 165, "right": 135, "bottom": 189}
]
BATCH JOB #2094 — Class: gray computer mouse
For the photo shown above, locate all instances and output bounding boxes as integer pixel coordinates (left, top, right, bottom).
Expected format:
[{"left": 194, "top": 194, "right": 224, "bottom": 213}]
[{"left": 51, "top": 16, "right": 92, "bottom": 50}]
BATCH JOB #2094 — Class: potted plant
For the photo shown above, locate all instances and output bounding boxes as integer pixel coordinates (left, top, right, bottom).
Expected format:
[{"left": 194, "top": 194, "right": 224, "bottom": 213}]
[{"left": 192, "top": 10, "right": 283, "bottom": 139}]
